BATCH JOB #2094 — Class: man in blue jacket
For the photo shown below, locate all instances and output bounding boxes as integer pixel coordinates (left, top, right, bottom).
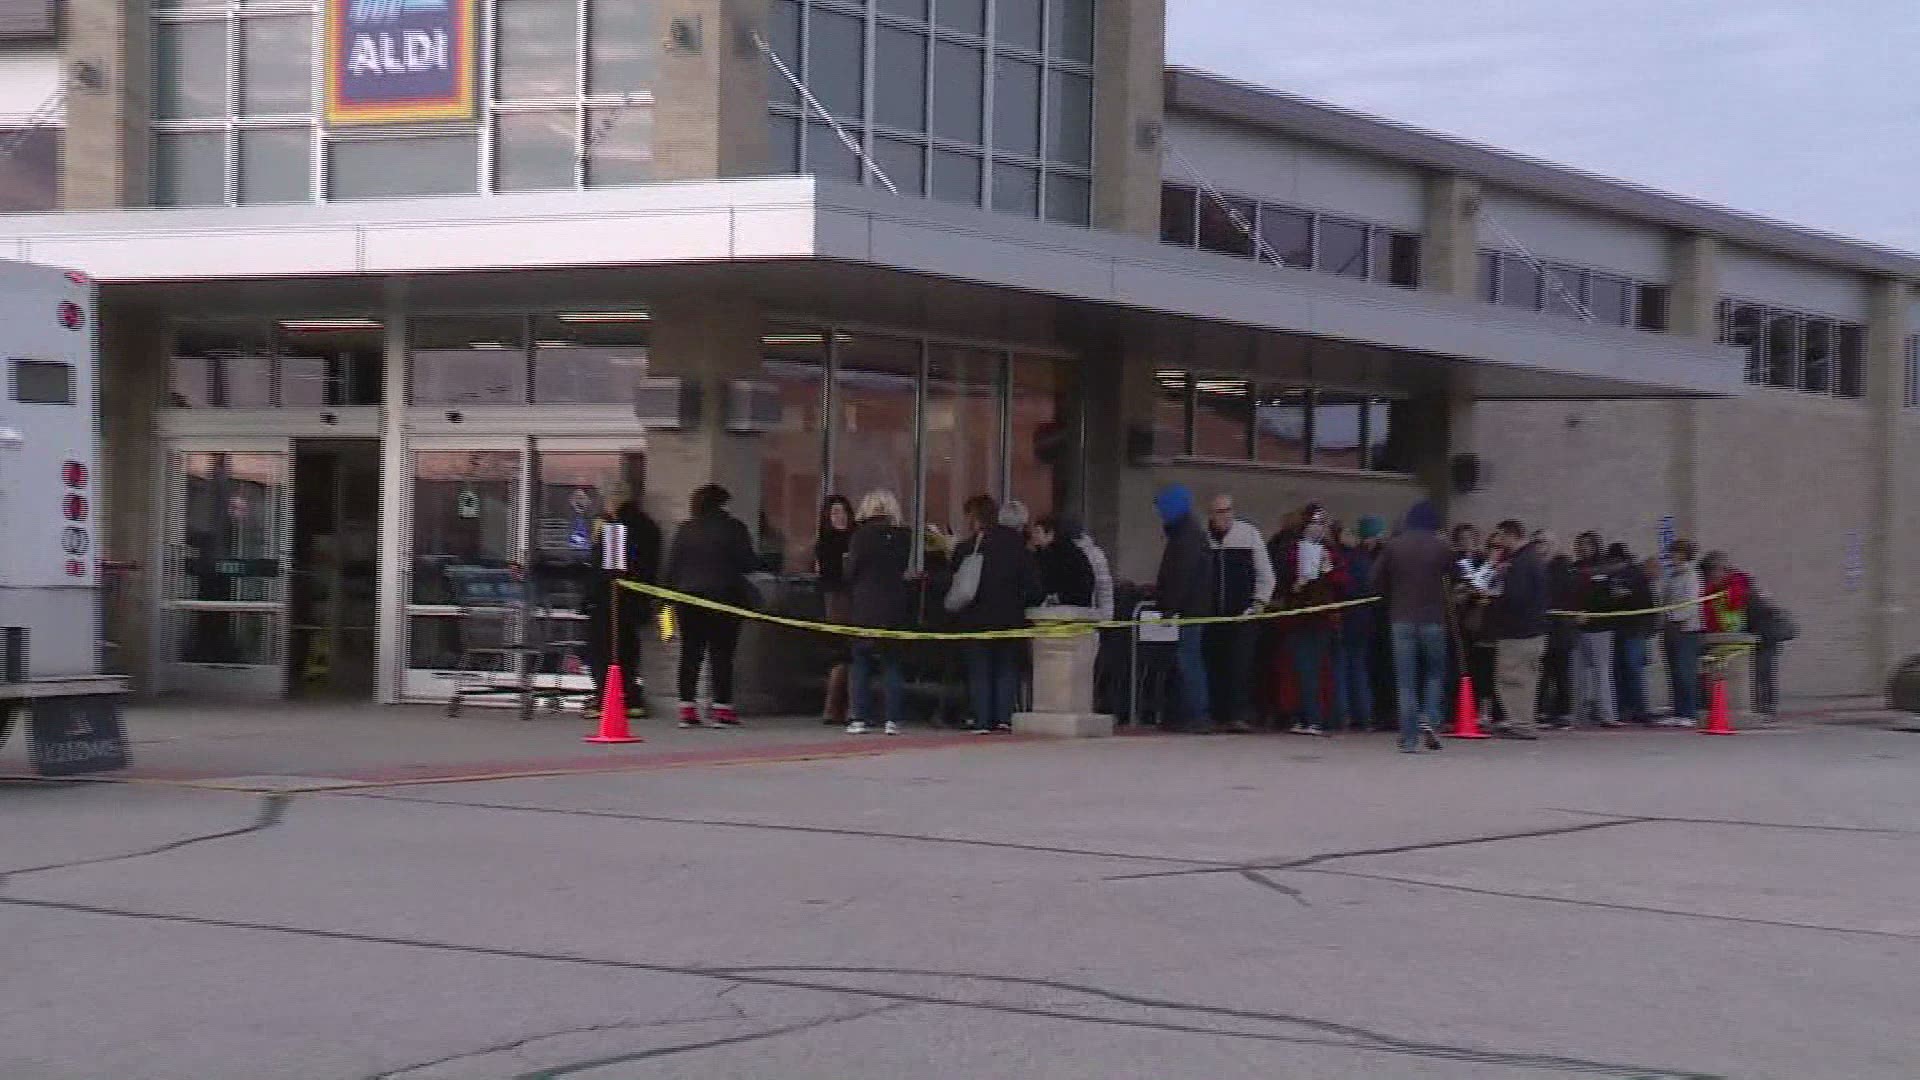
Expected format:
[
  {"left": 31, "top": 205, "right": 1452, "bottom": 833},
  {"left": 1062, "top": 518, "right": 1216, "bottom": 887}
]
[{"left": 1154, "top": 484, "right": 1214, "bottom": 733}]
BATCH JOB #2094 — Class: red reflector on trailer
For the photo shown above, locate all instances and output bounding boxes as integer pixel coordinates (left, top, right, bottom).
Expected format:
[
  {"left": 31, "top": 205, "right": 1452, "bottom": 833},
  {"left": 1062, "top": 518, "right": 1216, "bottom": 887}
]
[
  {"left": 63, "top": 460, "right": 88, "bottom": 487},
  {"left": 64, "top": 493, "right": 88, "bottom": 521}
]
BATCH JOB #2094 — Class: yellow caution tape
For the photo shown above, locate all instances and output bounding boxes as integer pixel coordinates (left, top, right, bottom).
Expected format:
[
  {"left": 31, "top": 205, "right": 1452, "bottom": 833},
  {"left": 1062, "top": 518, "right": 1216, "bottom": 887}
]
[
  {"left": 617, "top": 579, "right": 1381, "bottom": 640},
  {"left": 1546, "top": 591, "right": 1726, "bottom": 621}
]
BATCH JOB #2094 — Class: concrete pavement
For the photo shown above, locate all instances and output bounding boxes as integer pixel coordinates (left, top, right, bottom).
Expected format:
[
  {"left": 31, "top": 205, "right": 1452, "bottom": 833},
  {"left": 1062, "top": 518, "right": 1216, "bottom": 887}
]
[{"left": 2, "top": 714, "right": 1918, "bottom": 1078}]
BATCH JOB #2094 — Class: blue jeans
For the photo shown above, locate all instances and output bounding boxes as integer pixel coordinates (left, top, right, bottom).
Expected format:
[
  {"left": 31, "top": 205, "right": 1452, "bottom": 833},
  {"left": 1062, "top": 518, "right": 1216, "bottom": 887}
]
[
  {"left": 1290, "top": 626, "right": 1332, "bottom": 729},
  {"left": 1614, "top": 632, "right": 1650, "bottom": 721},
  {"left": 1391, "top": 623, "right": 1448, "bottom": 749},
  {"left": 966, "top": 640, "right": 1024, "bottom": 730},
  {"left": 1333, "top": 633, "right": 1374, "bottom": 730},
  {"left": 1173, "top": 624, "right": 1211, "bottom": 729},
  {"left": 849, "top": 640, "right": 904, "bottom": 725},
  {"left": 1664, "top": 627, "right": 1702, "bottom": 721}
]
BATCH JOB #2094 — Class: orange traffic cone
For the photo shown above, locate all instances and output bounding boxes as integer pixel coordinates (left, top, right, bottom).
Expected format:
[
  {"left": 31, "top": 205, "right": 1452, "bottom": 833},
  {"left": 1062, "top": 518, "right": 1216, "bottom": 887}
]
[
  {"left": 584, "top": 663, "right": 644, "bottom": 744},
  {"left": 1700, "top": 676, "right": 1737, "bottom": 735},
  {"left": 1446, "top": 675, "right": 1493, "bottom": 739}
]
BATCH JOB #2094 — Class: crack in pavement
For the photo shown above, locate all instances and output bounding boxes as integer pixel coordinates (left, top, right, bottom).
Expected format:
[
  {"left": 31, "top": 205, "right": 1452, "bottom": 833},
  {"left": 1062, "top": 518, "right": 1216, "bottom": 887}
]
[
  {"left": 1301, "top": 866, "right": 1920, "bottom": 943},
  {"left": 0, "top": 794, "right": 291, "bottom": 889},
  {"left": 339, "top": 790, "right": 1230, "bottom": 869},
  {"left": 1237, "top": 868, "right": 1309, "bottom": 906},
  {"left": 0, "top": 895, "right": 1717, "bottom": 1079},
  {"left": 1547, "top": 809, "right": 1920, "bottom": 837},
  {"left": 510, "top": 1004, "right": 914, "bottom": 1079},
  {"left": 1102, "top": 817, "right": 1649, "bottom": 883}
]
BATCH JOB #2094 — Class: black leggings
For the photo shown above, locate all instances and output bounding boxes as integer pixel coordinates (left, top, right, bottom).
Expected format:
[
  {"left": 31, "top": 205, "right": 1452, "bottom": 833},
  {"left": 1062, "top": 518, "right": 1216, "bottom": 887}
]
[{"left": 677, "top": 607, "right": 742, "bottom": 705}]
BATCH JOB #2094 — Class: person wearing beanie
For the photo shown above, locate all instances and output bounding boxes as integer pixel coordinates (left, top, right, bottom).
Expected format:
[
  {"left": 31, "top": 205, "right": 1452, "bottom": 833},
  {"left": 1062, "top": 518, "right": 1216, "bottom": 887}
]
[
  {"left": 1334, "top": 515, "right": 1388, "bottom": 732},
  {"left": 1153, "top": 483, "right": 1215, "bottom": 732},
  {"left": 1370, "top": 500, "right": 1451, "bottom": 753}
]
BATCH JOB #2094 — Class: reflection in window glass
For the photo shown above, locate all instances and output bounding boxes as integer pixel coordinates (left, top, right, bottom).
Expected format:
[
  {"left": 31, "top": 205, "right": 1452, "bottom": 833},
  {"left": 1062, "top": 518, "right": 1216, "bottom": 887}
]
[
  {"left": 805, "top": 122, "right": 861, "bottom": 181},
  {"left": 585, "top": 105, "right": 652, "bottom": 185},
  {"left": 531, "top": 313, "right": 649, "bottom": 404},
  {"left": 178, "top": 611, "right": 278, "bottom": 665},
  {"left": 1319, "top": 218, "right": 1369, "bottom": 279},
  {"left": 1479, "top": 251, "right": 1500, "bottom": 302},
  {"left": 767, "top": 0, "right": 802, "bottom": 108},
  {"left": 241, "top": 16, "right": 313, "bottom": 115},
  {"left": 1045, "top": 70, "right": 1092, "bottom": 168},
  {"left": 496, "top": 111, "right": 577, "bottom": 191},
  {"left": 931, "top": 41, "right": 984, "bottom": 144},
  {"left": 769, "top": 113, "right": 801, "bottom": 172},
  {"left": 1726, "top": 303, "right": 1765, "bottom": 383},
  {"left": 176, "top": 451, "right": 284, "bottom": 607},
  {"left": 1192, "top": 379, "right": 1251, "bottom": 458},
  {"left": 0, "top": 127, "right": 57, "bottom": 211},
  {"left": 1257, "top": 206, "right": 1312, "bottom": 268},
  {"left": 328, "top": 135, "right": 481, "bottom": 200},
  {"left": 930, "top": 149, "right": 981, "bottom": 206},
  {"left": 532, "top": 451, "right": 645, "bottom": 614},
  {"left": 874, "top": 137, "right": 927, "bottom": 197},
  {"left": 277, "top": 322, "right": 384, "bottom": 408},
  {"left": 935, "top": 0, "right": 985, "bottom": 35},
  {"left": 1588, "top": 274, "right": 1631, "bottom": 326},
  {"left": 1365, "top": 399, "right": 1410, "bottom": 472},
  {"left": 1497, "top": 254, "right": 1541, "bottom": 309},
  {"left": 157, "top": 132, "right": 226, "bottom": 206},
  {"left": 1312, "top": 392, "right": 1366, "bottom": 470},
  {"left": 1197, "top": 195, "right": 1255, "bottom": 258},
  {"left": 761, "top": 328, "right": 827, "bottom": 574},
  {"left": 1043, "top": 173, "right": 1090, "bottom": 226},
  {"left": 588, "top": 0, "right": 653, "bottom": 93},
  {"left": 157, "top": 23, "right": 225, "bottom": 120},
  {"left": 992, "top": 162, "right": 1039, "bottom": 216},
  {"left": 808, "top": 8, "right": 865, "bottom": 120},
  {"left": 1154, "top": 371, "right": 1189, "bottom": 457},
  {"left": 1545, "top": 266, "right": 1587, "bottom": 319},
  {"left": 925, "top": 344, "right": 1001, "bottom": 538},
  {"left": 997, "top": 0, "right": 1043, "bottom": 51},
  {"left": 1010, "top": 355, "right": 1074, "bottom": 520},
  {"left": 1801, "top": 319, "right": 1834, "bottom": 393},
  {"left": 875, "top": 27, "right": 928, "bottom": 133},
  {"left": 496, "top": 0, "right": 580, "bottom": 99},
  {"left": 238, "top": 128, "right": 312, "bottom": 204},
  {"left": 1837, "top": 325, "right": 1866, "bottom": 399},
  {"left": 877, "top": 0, "right": 927, "bottom": 20},
  {"left": 993, "top": 58, "right": 1041, "bottom": 157},
  {"left": 409, "top": 450, "right": 522, "bottom": 607},
  {"left": 1766, "top": 312, "right": 1799, "bottom": 388},
  {"left": 1254, "top": 389, "right": 1308, "bottom": 465},
  {"left": 411, "top": 317, "right": 528, "bottom": 405},
  {"left": 1160, "top": 185, "right": 1197, "bottom": 247},
  {"left": 1048, "top": 0, "right": 1095, "bottom": 62},
  {"left": 833, "top": 334, "right": 921, "bottom": 532},
  {"left": 169, "top": 324, "right": 275, "bottom": 409}
]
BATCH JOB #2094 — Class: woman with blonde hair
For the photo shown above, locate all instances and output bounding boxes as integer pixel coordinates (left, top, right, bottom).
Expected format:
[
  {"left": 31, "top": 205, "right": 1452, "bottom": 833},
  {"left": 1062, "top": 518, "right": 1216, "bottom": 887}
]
[{"left": 843, "top": 489, "right": 915, "bottom": 735}]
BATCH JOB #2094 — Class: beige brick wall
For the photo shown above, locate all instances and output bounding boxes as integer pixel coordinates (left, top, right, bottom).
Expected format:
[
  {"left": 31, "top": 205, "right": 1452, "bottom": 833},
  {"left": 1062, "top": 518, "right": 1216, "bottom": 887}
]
[{"left": 1893, "top": 417, "right": 1920, "bottom": 672}]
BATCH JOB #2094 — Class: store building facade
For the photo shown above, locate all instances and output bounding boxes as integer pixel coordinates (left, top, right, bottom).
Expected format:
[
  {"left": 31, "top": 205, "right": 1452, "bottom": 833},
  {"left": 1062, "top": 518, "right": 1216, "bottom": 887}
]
[{"left": 0, "top": 0, "right": 1910, "bottom": 705}]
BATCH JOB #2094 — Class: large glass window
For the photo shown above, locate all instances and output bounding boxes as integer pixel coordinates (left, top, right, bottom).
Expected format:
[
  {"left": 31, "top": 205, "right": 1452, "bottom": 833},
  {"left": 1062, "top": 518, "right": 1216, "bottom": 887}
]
[
  {"left": 832, "top": 334, "right": 921, "bottom": 528},
  {"left": 1311, "top": 392, "right": 1367, "bottom": 470},
  {"left": 1254, "top": 389, "right": 1308, "bottom": 465},
  {"left": 531, "top": 450, "right": 645, "bottom": 613},
  {"left": 153, "top": 0, "right": 657, "bottom": 205},
  {"left": 530, "top": 313, "right": 650, "bottom": 404},
  {"left": 761, "top": 329, "right": 828, "bottom": 575},
  {"left": 771, "top": 0, "right": 1093, "bottom": 222},
  {"left": 408, "top": 450, "right": 521, "bottom": 611},
  {"left": 1197, "top": 194, "right": 1256, "bottom": 258},
  {"left": 1163, "top": 184, "right": 1419, "bottom": 289},
  {"left": 1318, "top": 218, "right": 1370, "bottom": 279},
  {"left": 1258, "top": 206, "right": 1313, "bottom": 269},
  {"left": 925, "top": 344, "right": 1002, "bottom": 537},
  {"left": 1160, "top": 372, "right": 1409, "bottom": 474},
  {"left": 169, "top": 320, "right": 384, "bottom": 409},
  {"left": 1192, "top": 378, "right": 1251, "bottom": 458},
  {"left": 1765, "top": 311, "right": 1800, "bottom": 389},
  {"left": 1719, "top": 298, "right": 1864, "bottom": 398},
  {"left": 1801, "top": 319, "right": 1835, "bottom": 394},
  {"left": 411, "top": 317, "right": 529, "bottom": 406},
  {"left": 1009, "top": 354, "right": 1075, "bottom": 521}
]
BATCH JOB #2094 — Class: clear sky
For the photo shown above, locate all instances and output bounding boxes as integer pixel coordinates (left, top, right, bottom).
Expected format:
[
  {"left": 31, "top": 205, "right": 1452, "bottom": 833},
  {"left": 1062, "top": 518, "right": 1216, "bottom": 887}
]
[{"left": 1166, "top": 1, "right": 1920, "bottom": 254}]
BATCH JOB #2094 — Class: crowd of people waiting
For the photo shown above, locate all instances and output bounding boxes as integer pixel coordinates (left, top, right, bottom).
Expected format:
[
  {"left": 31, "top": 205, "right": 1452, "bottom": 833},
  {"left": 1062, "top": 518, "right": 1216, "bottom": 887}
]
[{"left": 582, "top": 480, "right": 1795, "bottom": 752}]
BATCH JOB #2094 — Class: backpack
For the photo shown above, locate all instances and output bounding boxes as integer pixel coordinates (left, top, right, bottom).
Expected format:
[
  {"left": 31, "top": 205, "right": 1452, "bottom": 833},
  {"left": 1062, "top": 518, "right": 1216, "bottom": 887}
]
[{"left": 1750, "top": 592, "right": 1799, "bottom": 644}]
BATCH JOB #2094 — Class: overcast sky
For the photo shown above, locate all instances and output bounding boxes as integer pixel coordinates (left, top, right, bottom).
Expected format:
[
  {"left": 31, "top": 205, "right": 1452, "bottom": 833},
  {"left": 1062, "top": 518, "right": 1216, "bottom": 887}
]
[{"left": 1167, "top": 1, "right": 1920, "bottom": 254}]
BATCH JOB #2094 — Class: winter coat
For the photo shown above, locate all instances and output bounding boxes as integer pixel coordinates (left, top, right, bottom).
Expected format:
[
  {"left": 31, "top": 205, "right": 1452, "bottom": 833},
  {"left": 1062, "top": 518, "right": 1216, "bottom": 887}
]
[
  {"left": 1155, "top": 515, "right": 1215, "bottom": 619},
  {"left": 1206, "top": 518, "right": 1277, "bottom": 614},
  {"left": 1371, "top": 526, "right": 1454, "bottom": 627},
  {"left": 953, "top": 523, "right": 1042, "bottom": 631},
  {"left": 1485, "top": 542, "right": 1550, "bottom": 640},
  {"left": 1035, "top": 536, "right": 1097, "bottom": 609},
  {"left": 582, "top": 503, "right": 662, "bottom": 618},
  {"left": 1340, "top": 542, "right": 1379, "bottom": 643},
  {"left": 663, "top": 508, "right": 757, "bottom": 606},
  {"left": 1075, "top": 534, "right": 1115, "bottom": 620},
  {"left": 844, "top": 519, "right": 914, "bottom": 631},
  {"left": 1273, "top": 535, "right": 1352, "bottom": 631}
]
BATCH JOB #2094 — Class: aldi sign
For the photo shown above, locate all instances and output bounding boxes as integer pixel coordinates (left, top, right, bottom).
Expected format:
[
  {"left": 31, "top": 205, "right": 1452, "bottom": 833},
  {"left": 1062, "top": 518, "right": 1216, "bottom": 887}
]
[{"left": 324, "top": 0, "right": 477, "bottom": 126}]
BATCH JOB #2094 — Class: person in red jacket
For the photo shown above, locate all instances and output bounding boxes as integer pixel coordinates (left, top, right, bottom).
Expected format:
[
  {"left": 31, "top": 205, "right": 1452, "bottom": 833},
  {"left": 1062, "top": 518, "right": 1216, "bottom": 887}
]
[
  {"left": 1701, "top": 552, "right": 1751, "bottom": 633},
  {"left": 1274, "top": 506, "right": 1352, "bottom": 736}
]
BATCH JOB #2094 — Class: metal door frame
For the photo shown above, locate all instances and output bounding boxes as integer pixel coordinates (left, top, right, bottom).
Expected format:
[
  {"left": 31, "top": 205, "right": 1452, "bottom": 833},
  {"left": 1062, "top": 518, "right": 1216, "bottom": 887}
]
[{"left": 155, "top": 436, "right": 294, "bottom": 699}]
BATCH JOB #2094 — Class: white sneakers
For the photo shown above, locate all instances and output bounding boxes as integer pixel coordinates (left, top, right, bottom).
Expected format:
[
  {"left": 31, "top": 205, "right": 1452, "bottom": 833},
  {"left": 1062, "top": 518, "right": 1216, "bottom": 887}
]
[
  {"left": 1656, "top": 716, "right": 1697, "bottom": 728},
  {"left": 846, "top": 720, "right": 903, "bottom": 736}
]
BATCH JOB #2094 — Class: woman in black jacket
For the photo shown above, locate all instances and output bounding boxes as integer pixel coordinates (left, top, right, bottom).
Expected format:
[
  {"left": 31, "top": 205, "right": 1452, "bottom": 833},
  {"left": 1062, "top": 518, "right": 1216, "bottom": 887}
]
[
  {"left": 814, "top": 495, "right": 855, "bottom": 725},
  {"left": 663, "top": 483, "right": 757, "bottom": 728},
  {"left": 951, "top": 494, "right": 1042, "bottom": 733},
  {"left": 843, "top": 490, "right": 915, "bottom": 735},
  {"left": 1029, "top": 514, "right": 1096, "bottom": 608}
]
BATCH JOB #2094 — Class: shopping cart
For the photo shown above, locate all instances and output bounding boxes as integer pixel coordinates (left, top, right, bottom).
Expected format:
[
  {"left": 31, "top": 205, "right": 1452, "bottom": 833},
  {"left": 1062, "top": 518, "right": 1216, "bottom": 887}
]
[{"left": 442, "top": 563, "right": 591, "bottom": 720}]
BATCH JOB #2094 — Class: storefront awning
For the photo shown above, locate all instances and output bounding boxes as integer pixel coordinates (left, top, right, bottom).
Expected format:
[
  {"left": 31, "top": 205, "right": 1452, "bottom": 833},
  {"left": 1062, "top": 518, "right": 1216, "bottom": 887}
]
[{"left": 0, "top": 177, "right": 1743, "bottom": 400}]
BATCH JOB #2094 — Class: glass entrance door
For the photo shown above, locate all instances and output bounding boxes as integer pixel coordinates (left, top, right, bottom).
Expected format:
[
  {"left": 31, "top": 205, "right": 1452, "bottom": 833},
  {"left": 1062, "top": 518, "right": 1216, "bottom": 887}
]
[{"left": 161, "top": 440, "right": 292, "bottom": 698}]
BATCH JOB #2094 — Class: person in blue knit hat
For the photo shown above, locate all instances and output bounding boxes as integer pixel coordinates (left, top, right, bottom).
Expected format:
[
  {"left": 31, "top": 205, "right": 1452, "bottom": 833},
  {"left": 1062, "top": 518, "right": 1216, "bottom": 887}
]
[{"left": 1153, "top": 484, "right": 1214, "bottom": 733}]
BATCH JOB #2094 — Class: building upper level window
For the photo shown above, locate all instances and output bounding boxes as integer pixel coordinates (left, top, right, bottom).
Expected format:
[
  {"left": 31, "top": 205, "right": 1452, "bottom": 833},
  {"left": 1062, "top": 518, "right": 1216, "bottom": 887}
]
[
  {"left": 151, "top": 0, "right": 655, "bottom": 206},
  {"left": 767, "top": 0, "right": 1095, "bottom": 227},
  {"left": 1717, "top": 299, "right": 1865, "bottom": 399},
  {"left": 1478, "top": 251, "right": 1667, "bottom": 332},
  {"left": 1160, "top": 184, "right": 1421, "bottom": 290},
  {"left": 1152, "top": 370, "right": 1410, "bottom": 473},
  {"left": 1903, "top": 335, "right": 1919, "bottom": 410}
]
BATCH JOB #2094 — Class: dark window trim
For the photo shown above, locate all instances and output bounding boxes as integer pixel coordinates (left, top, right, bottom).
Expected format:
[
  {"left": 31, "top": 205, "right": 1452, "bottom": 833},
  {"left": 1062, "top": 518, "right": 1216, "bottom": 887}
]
[
  {"left": 1158, "top": 182, "right": 1421, "bottom": 290},
  {"left": 1159, "top": 368, "right": 1411, "bottom": 475},
  {"left": 1718, "top": 296, "right": 1867, "bottom": 399}
]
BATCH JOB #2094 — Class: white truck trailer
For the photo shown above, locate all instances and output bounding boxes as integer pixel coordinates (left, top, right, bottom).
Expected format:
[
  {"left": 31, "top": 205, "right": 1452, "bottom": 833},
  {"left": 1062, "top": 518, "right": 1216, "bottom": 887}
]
[{"left": 0, "top": 259, "right": 129, "bottom": 776}]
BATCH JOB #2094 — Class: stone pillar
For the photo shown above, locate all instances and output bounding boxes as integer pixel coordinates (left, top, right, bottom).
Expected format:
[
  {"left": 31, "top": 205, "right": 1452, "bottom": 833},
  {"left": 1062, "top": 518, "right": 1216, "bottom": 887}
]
[
  {"left": 97, "top": 300, "right": 166, "bottom": 690},
  {"left": 653, "top": 0, "right": 770, "bottom": 180},
  {"left": 62, "top": 0, "right": 151, "bottom": 208},
  {"left": 1012, "top": 617, "right": 1112, "bottom": 737},
  {"left": 639, "top": 295, "right": 773, "bottom": 713},
  {"left": 1081, "top": 337, "right": 1161, "bottom": 583},
  {"left": 1665, "top": 234, "right": 1720, "bottom": 537},
  {"left": 1420, "top": 175, "right": 1480, "bottom": 300},
  {"left": 374, "top": 288, "right": 410, "bottom": 704},
  {"left": 1864, "top": 277, "right": 1909, "bottom": 686},
  {"left": 1091, "top": 0, "right": 1165, "bottom": 237}
]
